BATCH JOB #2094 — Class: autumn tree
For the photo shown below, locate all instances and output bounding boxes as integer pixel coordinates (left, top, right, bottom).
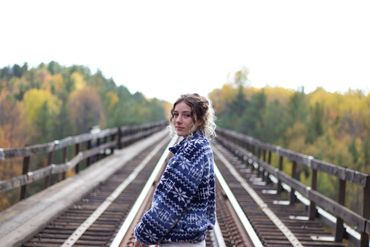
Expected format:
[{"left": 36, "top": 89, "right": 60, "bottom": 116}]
[
  {"left": 68, "top": 87, "right": 106, "bottom": 134},
  {"left": 20, "top": 89, "right": 61, "bottom": 143},
  {"left": 306, "top": 102, "right": 324, "bottom": 143}
]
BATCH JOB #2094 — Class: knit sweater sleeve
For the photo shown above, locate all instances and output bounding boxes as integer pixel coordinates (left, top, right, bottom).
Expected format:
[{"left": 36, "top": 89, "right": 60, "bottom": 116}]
[{"left": 134, "top": 139, "right": 208, "bottom": 244}]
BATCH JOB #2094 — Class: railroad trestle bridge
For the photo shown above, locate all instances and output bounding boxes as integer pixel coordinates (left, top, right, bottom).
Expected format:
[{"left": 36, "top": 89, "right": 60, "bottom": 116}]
[{"left": 0, "top": 122, "right": 369, "bottom": 247}]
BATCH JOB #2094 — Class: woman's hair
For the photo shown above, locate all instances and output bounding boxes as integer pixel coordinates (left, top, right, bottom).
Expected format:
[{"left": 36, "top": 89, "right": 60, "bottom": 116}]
[{"left": 169, "top": 93, "right": 216, "bottom": 139}]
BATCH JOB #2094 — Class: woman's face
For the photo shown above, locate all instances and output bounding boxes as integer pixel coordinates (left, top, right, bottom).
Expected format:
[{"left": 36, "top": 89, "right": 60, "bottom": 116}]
[{"left": 172, "top": 101, "right": 196, "bottom": 137}]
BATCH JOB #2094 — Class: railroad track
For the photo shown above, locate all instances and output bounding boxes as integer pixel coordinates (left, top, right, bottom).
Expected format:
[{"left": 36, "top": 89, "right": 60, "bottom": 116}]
[
  {"left": 22, "top": 135, "right": 345, "bottom": 247},
  {"left": 213, "top": 139, "right": 345, "bottom": 247},
  {"left": 111, "top": 137, "right": 258, "bottom": 247},
  {"left": 22, "top": 137, "right": 171, "bottom": 247}
]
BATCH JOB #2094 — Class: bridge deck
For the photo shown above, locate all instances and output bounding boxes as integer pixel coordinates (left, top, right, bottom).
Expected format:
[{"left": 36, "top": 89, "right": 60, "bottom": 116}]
[
  {"left": 0, "top": 131, "right": 367, "bottom": 246},
  {"left": 0, "top": 130, "right": 168, "bottom": 247}
]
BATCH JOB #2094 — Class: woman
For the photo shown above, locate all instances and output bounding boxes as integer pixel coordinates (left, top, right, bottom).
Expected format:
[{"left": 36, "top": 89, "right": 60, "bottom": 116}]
[{"left": 134, "top": 93, "right": 216, "bottom": 247}]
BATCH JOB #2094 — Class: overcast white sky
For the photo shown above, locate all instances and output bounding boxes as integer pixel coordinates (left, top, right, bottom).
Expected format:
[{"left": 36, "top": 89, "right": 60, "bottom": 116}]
[{"left": 1, "top": 0, "right": 369, "bottom": 102}]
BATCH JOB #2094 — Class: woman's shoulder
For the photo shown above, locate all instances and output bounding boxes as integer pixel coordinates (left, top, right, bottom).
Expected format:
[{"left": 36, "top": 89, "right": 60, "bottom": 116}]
[{"left": 183, "top": 131, "right": 211, "bottom": 152}]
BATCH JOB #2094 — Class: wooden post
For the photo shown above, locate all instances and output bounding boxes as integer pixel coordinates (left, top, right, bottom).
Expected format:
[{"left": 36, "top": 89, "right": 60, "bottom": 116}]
[
  {"left": 308, "top": 168, "right": 317, "bottom": 219},
  {"left": 86, "top": 140, "right": 92, "bottom": 167},
  {"left": 277, "top": 155, "right": 284, "bottom": 194},
  {"left": 110, "top": 133, "right": 115, "bottom": 155},
  {"left": 61, "top": 147, "right": 67, "bottom": 180},
  {"left": 261, "top": 150, "right": 266, "bottom": 181},
  {"left": 360, "top": 177, "right": 370, "bottom": 247},
  {"left": 265, "top": 151, "right": 272, "bottom": 184},
  {"left": 335, "top": 179, "right": 346, "bottom": 242},
  {"left": 256, "top": 148, "right": 262, "bottom": 177},
  {"left": 289, "top": 161, "right": 297, "bottom": 204},
  {"left": 244, "top": 142, "right": 250, "bottom": 153},
  {"left": 74, "top": 143, "right": 80, "bottom": 174},
  {"left": 95, "top": 137, "right": 101, "bottom": 162},
  {"left": 44, "top": 151, "right": 54, "bottom": 188},
  {"left": 103, "top": 136, "right": 108, "bottom": 157},
  {"left": 20, "top": 156, "right": 30, "bottom": 200},
  {"left": 267, "top": 151, "right": 272, "bottom": 164}
]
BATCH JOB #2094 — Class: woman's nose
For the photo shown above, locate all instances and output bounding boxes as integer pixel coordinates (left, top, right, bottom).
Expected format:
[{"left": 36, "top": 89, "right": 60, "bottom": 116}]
[{"left": 175, "top": 115, "right": 183, "bottom": 122}]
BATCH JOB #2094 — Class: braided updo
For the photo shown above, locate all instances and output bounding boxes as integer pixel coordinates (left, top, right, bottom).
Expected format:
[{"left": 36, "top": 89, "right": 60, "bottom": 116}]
[{"left": 170, "top": 93, "right": 216, "bottom": 139}]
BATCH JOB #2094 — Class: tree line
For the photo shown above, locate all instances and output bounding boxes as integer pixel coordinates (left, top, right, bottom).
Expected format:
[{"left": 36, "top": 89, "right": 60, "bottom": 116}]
[
  {"left": 0, "top": 62, "right": 168, "bottom": 209},
  {"left": 1, "top": 63, "right": 369, "bottom": 213},
  {"left": 209, "top": 69, "right": 370, "bottom": 212},
  {"left": 0, "top": 61, "right": 168, "bottom": 148}
]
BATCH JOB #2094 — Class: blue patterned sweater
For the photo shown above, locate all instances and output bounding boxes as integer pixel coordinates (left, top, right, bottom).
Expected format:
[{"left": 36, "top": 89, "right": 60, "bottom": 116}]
[{"left": 134, "top": 130, "right": 216, "bottom": 244}]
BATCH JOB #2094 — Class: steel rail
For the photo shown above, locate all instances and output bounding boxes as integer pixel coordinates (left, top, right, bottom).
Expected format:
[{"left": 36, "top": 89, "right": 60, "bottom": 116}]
[
  {"left": 111, "top": 136, "right": 230, "bottom": 247},
  {"left": 211, "top": 219, "right": 227, "bottom": 247},
  {"left": 214, "top": 146, "right": 304, "bottom": 247},
  {"left": 214, "top": 148, "right": 263, "bottom": 247},
  {"left": 61, "top": 137, "right": 170, "bottom": 247},
  {"left": 110, "top": 136, "right": 178, "bottom": 247}
]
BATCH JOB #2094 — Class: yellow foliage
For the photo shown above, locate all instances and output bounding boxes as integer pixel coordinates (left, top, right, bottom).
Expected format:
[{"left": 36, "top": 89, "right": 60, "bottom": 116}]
[
  {"left": 209, "top": 84, "right": 295, "bottom": 113},
  {"left": 247, "top": 86, "right": 295, "bottom": 104},
  {"left": 21, "top": 89, "right": 61, "bottom": 126},
  {"left": 36, "top": 68, "right": 51, "bottom": 91},
  {"left": 71, "top": 71, "right": 86, "bottom": 91},
  {"left": 209, "top": 83, "right": 237, "bottom": 113},
  {"left": 40, "top": 74, "right": 52, "bottom": 92},
  {"left": 338, "top": 91, "right": 365, "bottom": 119},
  {"left": 284, "top": 122, "right": 307, "bottom": 153},
  {"left": 24, "top": 68, "right": 65, "bottom": 94},
  {"left": 68, "top": 87, "right": 106, "bottom": 132},
  {"left": 309, "top": 89, "right": 367, "bottom": 120},
  {"left": 308, "top": 88, "right": 340, "bottom": 120},
  {"left": 0, "top": 90, "right": 29, "bottom": 147},
  {"left": 0, "top": 128, "right": 9, "bottom": 147},
  {"left": 49, "top": 74, "right": 65, "bottom": 93},
  {"left": 363, "top": 94, "right": 370, "bottom": 132},
  {"left": 106, "top": 91, "right": 119, "bottom": 110},
  {"left": 162, "top": 101, "right": 172, "bottom": 119}
]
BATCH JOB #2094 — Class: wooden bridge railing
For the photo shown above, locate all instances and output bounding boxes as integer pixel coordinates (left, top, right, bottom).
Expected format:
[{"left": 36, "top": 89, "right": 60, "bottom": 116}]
[
  {"left": 0, "top": 121, "right": 167, "bottom": 205},
  {"left": 217, "top": 128, "right": 370, "bottom": 247}
]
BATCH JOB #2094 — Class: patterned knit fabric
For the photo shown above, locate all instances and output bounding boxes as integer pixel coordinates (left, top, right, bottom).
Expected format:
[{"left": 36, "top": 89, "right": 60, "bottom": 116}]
[{"left": 134, "top": 130, "right": 216, "bottom": 245}]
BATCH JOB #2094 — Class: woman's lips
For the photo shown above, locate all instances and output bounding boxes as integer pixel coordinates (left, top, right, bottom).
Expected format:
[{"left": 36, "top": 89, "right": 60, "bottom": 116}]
[{"left": 175, "top": 127, "right": 184, "bottom": 131}]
